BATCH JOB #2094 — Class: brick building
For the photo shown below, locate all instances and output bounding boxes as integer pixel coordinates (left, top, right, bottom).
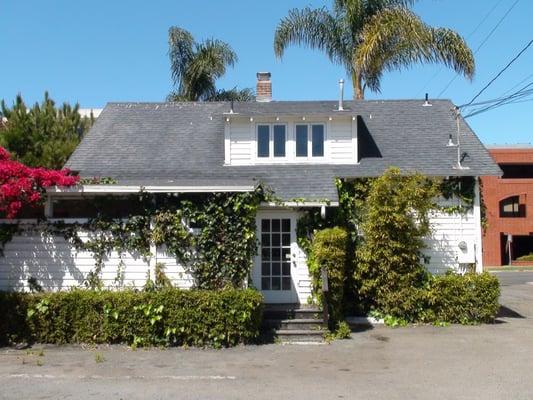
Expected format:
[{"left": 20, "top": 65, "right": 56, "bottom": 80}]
[{"left": 482, "top": 146, "right": 533, "bottom": 266}]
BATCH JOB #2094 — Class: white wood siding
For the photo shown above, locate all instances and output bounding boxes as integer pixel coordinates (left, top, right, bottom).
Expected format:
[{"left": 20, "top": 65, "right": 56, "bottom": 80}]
[
  {"left": 227, "top": 117, "right": 357, "bottom": 165},
  {"left": 328, "top": 119, "right": 356, "bottom": 162},
  {"left": 0, "top": 231, "right": 193, "bottom": 291},
  {"left": 228, "top": 121, "right": 252, "bottom": 165}
]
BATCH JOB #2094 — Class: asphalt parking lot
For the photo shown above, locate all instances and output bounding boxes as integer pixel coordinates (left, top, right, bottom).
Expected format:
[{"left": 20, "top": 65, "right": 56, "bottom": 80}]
[{"left": 0, "top": 271, "right": 532, "bottom": 400}]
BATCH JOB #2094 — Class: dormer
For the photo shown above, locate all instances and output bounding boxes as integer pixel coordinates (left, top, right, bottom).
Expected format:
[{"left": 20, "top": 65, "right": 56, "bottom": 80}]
[{"left": 224, "top": 73, "right": 358, "bottom": 166}]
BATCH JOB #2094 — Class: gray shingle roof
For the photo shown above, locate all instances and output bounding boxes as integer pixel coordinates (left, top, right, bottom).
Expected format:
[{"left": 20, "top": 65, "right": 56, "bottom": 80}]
[{"left": 66, "top": 100, "right": 501, "bottom": 202}]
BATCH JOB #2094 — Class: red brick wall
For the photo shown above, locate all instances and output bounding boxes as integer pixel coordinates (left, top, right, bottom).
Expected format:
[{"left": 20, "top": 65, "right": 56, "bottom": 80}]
[{"left": 481, "top": 148, "right": 533, "bottom": 266}]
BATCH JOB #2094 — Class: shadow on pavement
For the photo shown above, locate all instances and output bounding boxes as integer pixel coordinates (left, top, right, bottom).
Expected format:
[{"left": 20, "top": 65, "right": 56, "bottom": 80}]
[{"left": 497, "top": 305, "right": 525, "bottom": 319}]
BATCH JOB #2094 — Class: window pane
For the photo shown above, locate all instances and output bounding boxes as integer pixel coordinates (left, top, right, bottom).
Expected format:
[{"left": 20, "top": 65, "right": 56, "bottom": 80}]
[
  {"left": 257, "top": 125, "right": 270, "bottom": 158},
  {"left": 271, "top": 277, "right": 281, "bottom": 290},
  {"left": 261, "top": 234, "right": 270, "bottom": 246},
  {"left": 261, "top": 248, "right": 270, "bottom": 261},
  {"left": 282, "top": 219, "right": 291, "bottom": 232},
  {"left": 272, "top": 234, "right": 280, "bottom": 247},
  {"left": 312, "top": 125, "right": 324, "bottom": 157},
  {"left": 272, "top": 219, "right": 280, "bottom": 232},
  {"left": 272, "top": 263, "right": 281, "bottom": 276},
  {"left": 282, "top": 248, "right": 291, "bottom": 261},
  {"left": 282, "top": 277, "right": 291, "bottom": 290},
  {"left": 273, "top": 125, "right": 286, "bottom": 157},
  {"left": 261, "top": 263, "right": 270, "bottom": 275},
  {"left": 296, "top": 125, "right": 308, "bottom": 157},
  {"left": 282, "top": 263, "right": 291, "bottom": 276},
  {"left": 261, "top": 219, "right": 270, "bottom": 233},
  {"left": 262, "top": 277, "right": 270, "bottom": 290},
  {"left": 272, "top": 248, "right": 281, "bottom": 261},
  {"left": 282, "top": 233, "right": 291, "bottom": 246}
]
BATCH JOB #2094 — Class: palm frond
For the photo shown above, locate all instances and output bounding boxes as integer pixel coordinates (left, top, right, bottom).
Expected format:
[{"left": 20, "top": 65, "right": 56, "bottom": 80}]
[
  {"left": 208, "top": 88, "right": 255, "bottom": 102},
  {"left": 354, "top": 7, "right": 473, "bottom": 93},
  {"left": 168, "top": 27, "right": 195, "bottom": 92},
  {"left": 274, "top": 7, "right": 347, "bottom": 65}
]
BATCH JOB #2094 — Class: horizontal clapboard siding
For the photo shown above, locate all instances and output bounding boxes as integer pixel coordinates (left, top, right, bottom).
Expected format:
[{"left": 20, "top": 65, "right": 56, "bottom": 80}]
[{"left": 0, "top": 231, "right": 193, "bottom": 291}]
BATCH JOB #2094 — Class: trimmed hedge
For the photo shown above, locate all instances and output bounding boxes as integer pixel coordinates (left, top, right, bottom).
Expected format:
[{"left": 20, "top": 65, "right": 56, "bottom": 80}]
[
  {"left": 422, "top": 272, "right": 500, "bottom": 324},
  {"left": 310, "top": 227, "right": 349, "bottom": 324},
  {"left": 0, "top": 288, "right": 263, "bottom": 347},
  {"left": 516, "top": 253, "right": 533, "bottom": 262}
]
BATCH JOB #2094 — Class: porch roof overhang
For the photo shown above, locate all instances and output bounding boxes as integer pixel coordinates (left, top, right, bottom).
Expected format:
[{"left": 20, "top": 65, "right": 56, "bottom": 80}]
[{"left": 47, "top": 184, "right": 256, "bottom": 196}]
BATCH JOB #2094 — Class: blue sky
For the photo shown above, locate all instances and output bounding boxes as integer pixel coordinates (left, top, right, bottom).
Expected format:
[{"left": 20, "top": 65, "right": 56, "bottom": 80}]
[{"left": 1, "top": 0, "right": 531, "bottom": 144}]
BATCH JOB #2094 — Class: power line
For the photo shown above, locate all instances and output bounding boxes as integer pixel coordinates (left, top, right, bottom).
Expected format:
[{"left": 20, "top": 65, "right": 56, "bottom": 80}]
[
  {"left": 437, "top": 0, "right": 521, "bottom": 97},
  {"left": 462, "top": 81, "right": 533, "bottom": 109},
  {"left": 463, "top": 83, "right": 533, "bottom": 118},
  {"left": 460, "top": 39, "right": 533, "bottom": 107},
  {"left": 415, "top": 0, "right": 505, "bottom": 97}
]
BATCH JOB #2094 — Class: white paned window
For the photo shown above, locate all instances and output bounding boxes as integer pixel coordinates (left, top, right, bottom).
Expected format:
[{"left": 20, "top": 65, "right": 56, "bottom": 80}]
[
  {"left": 295, "top": 124, "right": 325, "bottom": 158},
  {"left": 257, "top": 124, "right": 287, "bottom": 159}
]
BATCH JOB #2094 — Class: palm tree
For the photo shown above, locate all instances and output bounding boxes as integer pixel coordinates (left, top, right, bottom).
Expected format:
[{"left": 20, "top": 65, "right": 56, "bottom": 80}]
[
  {"left": 274, "top": 0, "right": 474, "bottom": 99},
  {"left": 167, "top": 27, "right": 254, "bottom": 101}
]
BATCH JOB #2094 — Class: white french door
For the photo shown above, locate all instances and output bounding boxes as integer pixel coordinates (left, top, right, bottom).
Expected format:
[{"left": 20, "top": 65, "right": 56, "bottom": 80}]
[{"left": 252, "top": 211, "right": 298, "bottom": 304}]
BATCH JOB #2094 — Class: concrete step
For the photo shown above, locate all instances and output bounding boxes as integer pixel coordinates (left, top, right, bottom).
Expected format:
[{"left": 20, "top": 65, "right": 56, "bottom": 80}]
[
  {"left": 275, "top": 329, "right": 325, "bottom": 343},
  {"left": 263, "top": 318, "right": 325, "bottom": 331},
  {"left": 263, "top": 308, "right": 323, "bottom": 320}
]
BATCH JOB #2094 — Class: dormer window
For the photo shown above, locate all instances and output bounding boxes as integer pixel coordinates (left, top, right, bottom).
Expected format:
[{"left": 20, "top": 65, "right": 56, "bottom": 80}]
[
  {"left": 257, "top": 124, "right": 286, "bottom": 158},
  {"left": 296, "top": 124, "right": 325, "bottom": 158}
]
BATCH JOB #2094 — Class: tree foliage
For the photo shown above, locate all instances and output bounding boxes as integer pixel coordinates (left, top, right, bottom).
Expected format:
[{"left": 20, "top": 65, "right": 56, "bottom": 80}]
[
  {"left": 0, "top": 147, "right": 79, "bottom": 218},
  {"left": 274, "top": 0, "right": 474, "bottom": 98},
  {"left": 167, "top": 27, "right": 254, "bottom": 101},
  {"left": 354, "top": 167, "right": 439, "bottom": 317},
  {"left": 0, "top": 92, "right": 94, "bottom": 169}
]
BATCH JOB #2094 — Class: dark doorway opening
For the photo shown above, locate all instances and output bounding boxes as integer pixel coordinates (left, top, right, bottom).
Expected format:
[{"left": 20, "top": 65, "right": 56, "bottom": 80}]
[{"left": 501, "top": 233, "right": 533, "bottom": 264}]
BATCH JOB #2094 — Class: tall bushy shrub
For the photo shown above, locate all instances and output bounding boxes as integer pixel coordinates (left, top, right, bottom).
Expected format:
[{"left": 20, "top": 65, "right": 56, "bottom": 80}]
[
  {"left": 310, "top": 227, "right": 349, "bottom": 324},
  {"left": 355, "top": 167, "right": 439, "bottom": 318},
  {"left": 0, "top": 288, "right": 263, "bottom": 348}
]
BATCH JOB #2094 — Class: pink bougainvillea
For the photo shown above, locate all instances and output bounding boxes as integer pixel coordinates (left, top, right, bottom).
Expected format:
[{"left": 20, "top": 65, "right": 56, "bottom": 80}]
[{"left": 0, "top": 147, "right": 79, "bottom": 218}]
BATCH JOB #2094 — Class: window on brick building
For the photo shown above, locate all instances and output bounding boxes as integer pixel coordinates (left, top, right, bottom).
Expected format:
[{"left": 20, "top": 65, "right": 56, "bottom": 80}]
[{"left": 499, "top": 195, "right": 525, "bottom": 218}]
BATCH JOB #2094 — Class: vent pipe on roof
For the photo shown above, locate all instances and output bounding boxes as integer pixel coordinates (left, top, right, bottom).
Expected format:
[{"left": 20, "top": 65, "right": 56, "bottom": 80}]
[
  {"left": 338, "top": 79, "right": 345, "bottom": 111},
  {"left": 423, "top": 93, "right": 432, "bottom": 107}
]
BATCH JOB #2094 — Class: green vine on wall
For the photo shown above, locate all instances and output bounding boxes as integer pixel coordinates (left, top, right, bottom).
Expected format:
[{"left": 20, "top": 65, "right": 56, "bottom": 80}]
[{"left": 0, "top": 188, "right": 266, "bottom": 290}]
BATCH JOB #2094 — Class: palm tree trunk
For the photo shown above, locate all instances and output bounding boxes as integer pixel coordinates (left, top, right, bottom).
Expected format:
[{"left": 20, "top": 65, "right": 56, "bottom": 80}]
[{"left": 352, "top": 70, "right": 364, "bottom": 100}]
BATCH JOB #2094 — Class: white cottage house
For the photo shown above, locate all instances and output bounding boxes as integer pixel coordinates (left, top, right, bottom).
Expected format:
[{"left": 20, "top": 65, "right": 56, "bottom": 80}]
[{"left": 0, "top": 73, "right": 501, "bottom": 304}]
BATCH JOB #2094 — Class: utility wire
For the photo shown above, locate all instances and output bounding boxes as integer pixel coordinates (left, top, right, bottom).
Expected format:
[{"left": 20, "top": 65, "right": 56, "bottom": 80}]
[
  {"left": 437, "top": 0, "right": 521, "bottom": 97},
  {"left": 416, "top": 0, "right": 504, "bottom": 97},
  {"left": 462, "top": 81, "right": 533, "bottom": 109},
  {"left": 463, "top": 84, "right": 533, "bottom": 118},
  {"left": 460, "top": 39, "right": 533, "bottom": 108}
]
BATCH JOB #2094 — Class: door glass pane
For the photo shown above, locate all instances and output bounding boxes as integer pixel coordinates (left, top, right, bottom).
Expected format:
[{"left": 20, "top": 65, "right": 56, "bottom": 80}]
[
  {"left": 273, "top": 125, "right": 286, "bottom": 157},
  {"left": 281, "top": 219, "right": 290, "bottom": 232},
  {"left": 282, "top": 248, "right": 290, "bottom": 261},
  {"left": 272, "top": 248, "right": 281, "bottom": 261},
  {"left": 312, "top": 125, "right": 324, "bottom": 157},
  {"left": 261, "top": 263, "right": 270, "bottom": 275},
  {"left": 261, "top": 248, "right": 270, "bottom": 261},
  {"left": 296, "top": 125, "right": 308, "bottom": 157},
  {"left": 282, "top": 233, "right": 290, "bottom": 246},
  {"left": 282, "top": 277, "right": 291, "bottom": 290},
  {"left": 272, "top": 233, "right": 280, "bottom": 247},
  {"left": 271, "top": 277, "right": 281, "bottom": 290},
  {"left": 272, "top": 219, "right": 280, "bottom": 232},
  {"left": 261, "top": 234, "right": 270, "bottom": 246},
  {"left": 272, "top": 263, "right": 280, "bottom": 275},
  {"left": 261, "top": 219, "right": 270, "bottom": 232},
  {"left": 257, "top": 125, "right": 270, "bottom": 158},
  {"left": 261, "top": 277, "right": 270, "bottom": 290},
  {"left": 282, "top": 263, "right": 290, "bottom": 275}
]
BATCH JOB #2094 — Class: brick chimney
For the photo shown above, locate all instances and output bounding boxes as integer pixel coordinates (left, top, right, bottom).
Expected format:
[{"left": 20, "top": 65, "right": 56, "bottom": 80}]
[{"left": 256, "top": 72, "right": 272, "bottom": 102}]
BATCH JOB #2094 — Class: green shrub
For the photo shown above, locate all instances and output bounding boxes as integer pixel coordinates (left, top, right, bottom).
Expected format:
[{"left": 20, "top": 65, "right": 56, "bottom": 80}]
[
  {"left": 516, "top": 253, "right": 533, "bottom": 262},
  {"left": 423, "top": 272, "right": 500, "bottom": 324},
  {"left": 309, "top": 227, "right": 349, "bottom": 324},
  {"left": 0, "top": 288, "right": 263, "bottom": 348},
  {"left": 354, "top": 168, "right": 439, "bottom": 319}
]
